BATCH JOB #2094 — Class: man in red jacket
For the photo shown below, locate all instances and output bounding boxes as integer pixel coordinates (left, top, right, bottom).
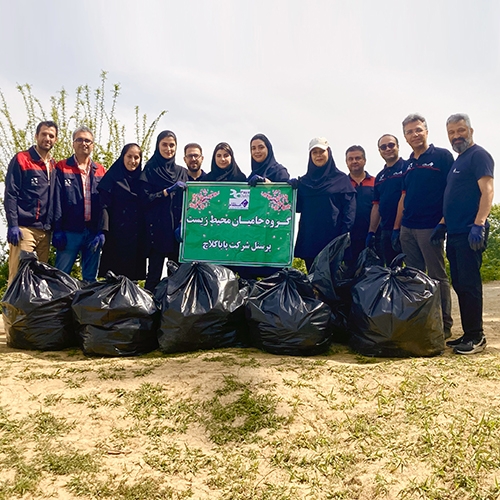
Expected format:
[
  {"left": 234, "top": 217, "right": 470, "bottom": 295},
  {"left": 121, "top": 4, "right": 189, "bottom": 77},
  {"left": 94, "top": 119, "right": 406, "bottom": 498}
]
[
  {"left": 52, "top": 126, "right": 106, "bottom": 282},
  {"left": 3, "top": 121, "right": 58, "bottom": 283}
]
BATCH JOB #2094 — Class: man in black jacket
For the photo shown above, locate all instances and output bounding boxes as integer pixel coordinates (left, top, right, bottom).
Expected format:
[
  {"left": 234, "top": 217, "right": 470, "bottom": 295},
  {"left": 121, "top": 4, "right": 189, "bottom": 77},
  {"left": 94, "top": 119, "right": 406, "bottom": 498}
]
[{"left": 4, "top": 121, "right": 58, "bottom": 283}]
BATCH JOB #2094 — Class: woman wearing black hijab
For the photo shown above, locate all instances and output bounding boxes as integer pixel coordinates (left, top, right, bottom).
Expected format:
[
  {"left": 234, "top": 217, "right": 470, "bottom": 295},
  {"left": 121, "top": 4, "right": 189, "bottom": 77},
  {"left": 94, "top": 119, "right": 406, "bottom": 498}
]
[
  {"left": 140, "top": 130, "right": 188, "bottom": 291},
  {"left": 248, "top": 133, "right": 290, "bottom": 186},
  {"left": 295, "top": 137, "right": 356, "bottom": 271},
  {"left": 98, "top": 143, "right": 146, "bottom": 280},
  {"left": 206, "top": 142, "right": 247, "bottom": 182}
]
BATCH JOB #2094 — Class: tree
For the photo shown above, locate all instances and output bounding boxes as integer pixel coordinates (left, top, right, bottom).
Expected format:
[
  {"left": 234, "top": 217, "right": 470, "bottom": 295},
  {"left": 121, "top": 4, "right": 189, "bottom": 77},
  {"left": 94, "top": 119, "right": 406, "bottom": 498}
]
[
  {"left": 0, "top": 71, "right": 165, "bottom": 182},
  {"left": 0, "top": 72, "right": 166, "bottom": 294}
]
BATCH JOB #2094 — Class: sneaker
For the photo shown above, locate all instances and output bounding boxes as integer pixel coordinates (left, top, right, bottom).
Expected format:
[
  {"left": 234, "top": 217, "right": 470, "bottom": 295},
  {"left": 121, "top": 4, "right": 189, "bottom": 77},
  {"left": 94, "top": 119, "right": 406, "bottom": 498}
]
[
  {"left": 454, "top": 336, "right": 486, "bottom": 355},
  {"left": 446, "top": 335, "right": 464, "bottom": 348}
]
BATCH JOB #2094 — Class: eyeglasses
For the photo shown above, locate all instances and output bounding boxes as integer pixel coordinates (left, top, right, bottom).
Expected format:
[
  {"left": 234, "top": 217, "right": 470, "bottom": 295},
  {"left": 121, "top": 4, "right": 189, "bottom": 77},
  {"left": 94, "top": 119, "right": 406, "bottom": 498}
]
[
  {"left": 379, "top": 142, "right": 396, "bottom": 151},
  {"left": 185, "top": 154, "right": 201, "bottom": 159},
  {"left": 74, "top": 138, "right": 93, "bottom": 145},
  {"left": 404, "top": 127, "right": 426, "bottom": 137}
]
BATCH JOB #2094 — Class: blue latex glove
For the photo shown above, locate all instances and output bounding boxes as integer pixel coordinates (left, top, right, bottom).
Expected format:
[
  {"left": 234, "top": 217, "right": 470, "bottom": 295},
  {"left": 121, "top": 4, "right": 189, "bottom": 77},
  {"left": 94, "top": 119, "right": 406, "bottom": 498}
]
[
  {"left": 287, "top": 178, "right": 299, "bottom": 189},
  {"left": 166, "top": 181, "right": 187, "bottom": 195},
  {"left": 174, "top": 226, "right": 183, "bottom": 243},
  {"left": 391, "top": 229, "right": 401, "bottom": 251},
  {"left": 248, "top": 175, "right": 265, "bottom": 187},
  {"left": 468, "top": 224, "right": 486, "bottom": 251},
  {"left": 90, "top": 233, "right": 105, "bottom": 253},
  {"left": 52, "top": 231, "right": 67, "bottom": 251},
  {"left": 430, "top": 223, "right": 447, "bottom": 246},
  {"left": 7, "top": 226, "right": 22, "bottom": 246},
  {"left": 365, "top": 231, "right": 376, "bottom": 249}
]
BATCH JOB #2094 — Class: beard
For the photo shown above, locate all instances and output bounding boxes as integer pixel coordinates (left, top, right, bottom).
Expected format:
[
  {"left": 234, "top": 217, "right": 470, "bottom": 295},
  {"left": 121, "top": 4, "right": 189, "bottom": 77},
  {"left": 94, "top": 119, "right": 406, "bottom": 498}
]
[{"left": 452, "top": 137, "right": 471, "bottom": 154}]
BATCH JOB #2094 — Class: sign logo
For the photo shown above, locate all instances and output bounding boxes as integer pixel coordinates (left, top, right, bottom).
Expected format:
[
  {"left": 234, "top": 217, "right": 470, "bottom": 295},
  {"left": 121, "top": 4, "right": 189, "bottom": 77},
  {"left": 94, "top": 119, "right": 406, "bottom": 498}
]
[{"left": 228, "top": 189, "right": 250, "bottom": 210}]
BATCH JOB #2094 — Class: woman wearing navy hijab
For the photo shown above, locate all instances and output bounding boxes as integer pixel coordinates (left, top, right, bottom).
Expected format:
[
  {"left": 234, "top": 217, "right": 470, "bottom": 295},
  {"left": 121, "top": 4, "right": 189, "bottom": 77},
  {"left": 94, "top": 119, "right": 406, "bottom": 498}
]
[
  {"left": 206, "top": 142, "right": 247, "bottom": 182},
  {"left": 140, "top": 130, "right": 188, "bottom": 291},
  {"left": 98, "top": 143, "right": 146, "bottom": 280},
  {"left": 295, "top": 137, "right": 356, "bottom": 271},
  {"left": 248, "top": 134, "right": 290, "bottom": 186}
]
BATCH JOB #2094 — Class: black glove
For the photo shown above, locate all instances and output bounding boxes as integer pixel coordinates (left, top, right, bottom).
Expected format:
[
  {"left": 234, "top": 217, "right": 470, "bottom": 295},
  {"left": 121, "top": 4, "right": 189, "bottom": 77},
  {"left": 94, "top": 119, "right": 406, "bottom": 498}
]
[
  {"left": 166, "top": 181, "right": 187, "bottom": 195},
  {"left": 287, "top": 178, "right": 299, "bottom": 189},
  {"left": 248, "top": 175, "right": 265, "bottom": 187},
  {"left": 430, "top": 223, "right": 447, "bottom": 246}
]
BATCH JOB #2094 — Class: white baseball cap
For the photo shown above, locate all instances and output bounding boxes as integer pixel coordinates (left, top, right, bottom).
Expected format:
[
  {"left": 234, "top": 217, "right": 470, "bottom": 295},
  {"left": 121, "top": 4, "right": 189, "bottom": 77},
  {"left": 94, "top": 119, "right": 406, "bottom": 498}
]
[{"left": 309, "top": 137, "right": 329, "bottom": 152}]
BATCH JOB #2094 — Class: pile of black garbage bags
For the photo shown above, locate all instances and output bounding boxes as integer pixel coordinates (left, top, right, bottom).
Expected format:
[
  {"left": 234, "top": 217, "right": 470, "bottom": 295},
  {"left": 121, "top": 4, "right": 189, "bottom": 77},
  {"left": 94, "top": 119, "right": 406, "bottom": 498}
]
[{"left": 1, "top": 241, "right": 445, "bottom": 358}]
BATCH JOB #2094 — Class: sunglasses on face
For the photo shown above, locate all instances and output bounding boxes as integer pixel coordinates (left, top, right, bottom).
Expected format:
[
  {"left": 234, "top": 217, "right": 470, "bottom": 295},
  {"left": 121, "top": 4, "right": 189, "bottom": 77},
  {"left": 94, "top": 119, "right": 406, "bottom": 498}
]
[
  {"left": 186, "top": 154, "right": 201, "bottom": 159},
  {"left": 379, "top": 142, "right": 396, "bottom": 151}
]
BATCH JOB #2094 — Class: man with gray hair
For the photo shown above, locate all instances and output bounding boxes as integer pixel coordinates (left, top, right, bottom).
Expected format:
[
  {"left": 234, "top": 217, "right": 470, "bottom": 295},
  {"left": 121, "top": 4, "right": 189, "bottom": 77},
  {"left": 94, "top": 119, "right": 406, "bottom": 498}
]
[
  {"left": 52, "top": 126, "right": 106, "bottom": 282},
  {"left": 431, "top": 114, "right": 494, "bottom": 354},
  {"left": 392, "top": 113, "right": 454, "bottom": 337}
]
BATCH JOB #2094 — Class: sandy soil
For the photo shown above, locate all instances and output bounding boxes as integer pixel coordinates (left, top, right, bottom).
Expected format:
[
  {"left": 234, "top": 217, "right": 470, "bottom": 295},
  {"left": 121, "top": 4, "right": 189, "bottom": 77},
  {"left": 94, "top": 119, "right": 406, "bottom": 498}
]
[{"left": 1, "top": 283, "right": 499, "bottom": 499}]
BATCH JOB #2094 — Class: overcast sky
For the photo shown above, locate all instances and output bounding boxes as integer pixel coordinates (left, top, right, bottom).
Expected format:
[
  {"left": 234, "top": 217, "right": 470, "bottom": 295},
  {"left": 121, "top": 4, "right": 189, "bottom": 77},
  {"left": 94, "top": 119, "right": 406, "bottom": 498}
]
[{"left": 1, "top": 0, "right": 499, "bottom": 199}]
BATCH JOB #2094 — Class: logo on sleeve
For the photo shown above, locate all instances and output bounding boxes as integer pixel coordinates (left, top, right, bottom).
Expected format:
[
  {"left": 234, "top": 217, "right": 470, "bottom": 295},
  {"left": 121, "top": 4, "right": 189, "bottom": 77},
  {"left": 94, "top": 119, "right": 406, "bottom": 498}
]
[
  {"left": 30, "top": 177, "right": 39, "bottom": 186},
  {"left": 64, "top": 179, "right": 72, "bottom": 187}
]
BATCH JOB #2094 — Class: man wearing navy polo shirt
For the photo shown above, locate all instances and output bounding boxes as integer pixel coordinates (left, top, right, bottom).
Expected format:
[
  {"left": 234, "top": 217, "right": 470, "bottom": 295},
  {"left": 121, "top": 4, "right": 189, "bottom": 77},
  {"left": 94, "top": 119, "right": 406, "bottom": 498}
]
[
  {"left": 432, "top": 114, "right": 494, "bottom": 354},
  {"left": 393, "top": 113, "right": 454, "bottom": 337},
  {"left": 345, "top": 145, "right": 376, "bottom": 266},
  {"left": 366, "top": 134, "right": 405, "bottom": 266}
]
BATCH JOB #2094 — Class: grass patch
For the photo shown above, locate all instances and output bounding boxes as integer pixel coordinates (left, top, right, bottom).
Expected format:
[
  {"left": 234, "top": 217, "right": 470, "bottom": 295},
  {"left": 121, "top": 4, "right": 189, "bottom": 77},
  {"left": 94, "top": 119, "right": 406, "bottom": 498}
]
[{"left": 203, "top": 375, "right": 287, "bottom": 445}]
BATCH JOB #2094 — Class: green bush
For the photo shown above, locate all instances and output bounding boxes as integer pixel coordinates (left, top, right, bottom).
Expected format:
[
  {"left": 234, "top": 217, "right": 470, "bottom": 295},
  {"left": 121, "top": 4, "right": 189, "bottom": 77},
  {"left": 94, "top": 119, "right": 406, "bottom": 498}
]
[{"left": 481, "top": 204, "right": 500, "bottom": 281}]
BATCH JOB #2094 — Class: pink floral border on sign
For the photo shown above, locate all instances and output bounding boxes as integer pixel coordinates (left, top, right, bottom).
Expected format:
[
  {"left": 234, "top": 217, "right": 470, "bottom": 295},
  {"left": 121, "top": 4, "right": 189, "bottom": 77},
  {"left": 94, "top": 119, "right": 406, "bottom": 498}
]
[
  {"left": 260, "top": 190, "right": 291, "bottom": 211},
  {"left": 189, "top": 189, "right": 220, "bottom": 210}
]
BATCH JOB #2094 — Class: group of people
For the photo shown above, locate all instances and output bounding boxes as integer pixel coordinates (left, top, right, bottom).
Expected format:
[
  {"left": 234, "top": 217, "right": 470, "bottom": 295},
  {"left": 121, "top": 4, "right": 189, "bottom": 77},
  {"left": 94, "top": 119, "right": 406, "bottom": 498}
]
[{"left": 4, "top": 113, "right": 494, "bottom": 356}]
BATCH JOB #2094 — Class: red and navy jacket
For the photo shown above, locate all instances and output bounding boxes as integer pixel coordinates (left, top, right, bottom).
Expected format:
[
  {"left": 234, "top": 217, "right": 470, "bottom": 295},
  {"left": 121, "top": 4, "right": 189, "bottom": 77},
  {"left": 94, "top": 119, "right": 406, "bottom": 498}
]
[
  {"left": 349, "top": 172, "right": 375, "bottom": 241},
  {"left": 53, "top": 156, "right": 106, "bottom": 233},
  {"left": 4, "top": 146, "right": 55, "bottom": 230}
]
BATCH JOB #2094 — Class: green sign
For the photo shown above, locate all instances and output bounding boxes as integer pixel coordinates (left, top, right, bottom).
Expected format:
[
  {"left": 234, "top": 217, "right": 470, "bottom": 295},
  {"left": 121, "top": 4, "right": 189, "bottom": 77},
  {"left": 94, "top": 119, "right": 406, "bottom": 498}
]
[{"left": 179, "top": 182, "right": 296, "bottom": 266}]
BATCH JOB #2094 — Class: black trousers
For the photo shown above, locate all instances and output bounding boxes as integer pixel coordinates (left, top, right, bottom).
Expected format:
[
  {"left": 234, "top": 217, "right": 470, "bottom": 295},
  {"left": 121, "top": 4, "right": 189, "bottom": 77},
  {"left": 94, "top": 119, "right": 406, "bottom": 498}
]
[
  {"left": 380, "top": 229, "right": 401, "bottom": 267},
  {"left": 145, "top": 248, "right": 179, "bottom": 292},
  {"left": 446, "top": 233, "right": 484, "bottom": 341}
]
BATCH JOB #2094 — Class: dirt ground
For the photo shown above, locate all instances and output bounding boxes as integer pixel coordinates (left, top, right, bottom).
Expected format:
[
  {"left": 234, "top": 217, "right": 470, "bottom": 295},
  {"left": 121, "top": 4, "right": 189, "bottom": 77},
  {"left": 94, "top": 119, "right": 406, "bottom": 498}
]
[{"left": 1, "top": 283, "right": 500, "bottom": 499}]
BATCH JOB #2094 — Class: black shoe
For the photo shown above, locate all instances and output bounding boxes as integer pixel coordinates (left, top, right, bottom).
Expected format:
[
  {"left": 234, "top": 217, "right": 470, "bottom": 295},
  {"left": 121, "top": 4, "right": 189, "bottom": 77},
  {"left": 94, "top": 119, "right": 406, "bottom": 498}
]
[
  {"left": 454, "top": 336, "right": 487, "bottom": 355},
  {"left": 446, "top": 335, "right": 464, "bottom": 348}
]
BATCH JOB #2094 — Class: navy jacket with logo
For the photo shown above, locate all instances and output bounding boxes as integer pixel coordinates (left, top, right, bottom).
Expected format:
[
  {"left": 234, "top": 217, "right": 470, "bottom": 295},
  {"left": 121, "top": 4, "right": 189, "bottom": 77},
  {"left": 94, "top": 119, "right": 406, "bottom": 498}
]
[
  {"left": 4, "top": 146, "right": 55, "bottom": 230},
  {"left": 53, "top": 156, "right": 106, "bottom": 233}
]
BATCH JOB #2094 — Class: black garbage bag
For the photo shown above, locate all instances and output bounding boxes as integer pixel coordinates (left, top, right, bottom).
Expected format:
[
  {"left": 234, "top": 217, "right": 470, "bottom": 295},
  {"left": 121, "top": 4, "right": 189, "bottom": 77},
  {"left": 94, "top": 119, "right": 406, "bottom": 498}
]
[
  {"left": 349, "top": 263, "right": 445, "bottom": 357},
  {"left": 327, "top": 246, "right": 383, "bottom": 343},
  {"left": 72, "top": 272, "right": 158, "bottom": 356},
  {"left": 156, "top": 262, "right": 248, "bottom": 353},
  {"left": 153, "top": 260, "right": 180, "bottom": 309},
  {"left": 308, "top": 233, "right": 351, "bottom": 303},
  {"left": 246, "top": 268, "right": 332, "bottom": 356},
  {"left": 1, "top": 251, "right": 80, "bottom": 350}
]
